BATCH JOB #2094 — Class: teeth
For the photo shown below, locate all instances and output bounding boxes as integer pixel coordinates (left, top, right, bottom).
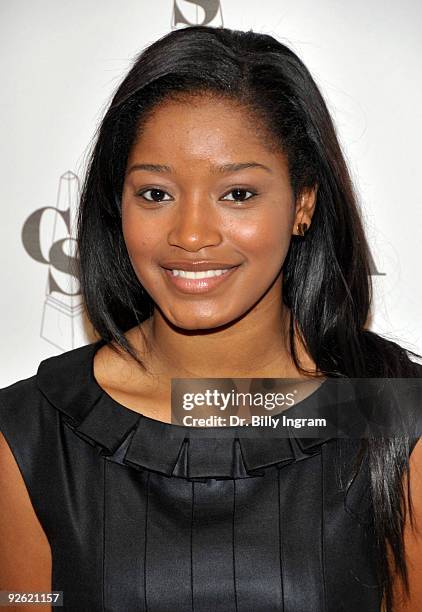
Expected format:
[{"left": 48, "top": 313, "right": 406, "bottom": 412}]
[{"left": 171, "top": 269, "right": 229, "bottom": 279}]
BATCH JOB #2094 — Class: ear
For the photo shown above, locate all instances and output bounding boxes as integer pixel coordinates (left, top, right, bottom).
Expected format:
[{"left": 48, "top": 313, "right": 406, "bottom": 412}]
[{"left": 292, "top": 185, "right": 318, "bottom": 236}]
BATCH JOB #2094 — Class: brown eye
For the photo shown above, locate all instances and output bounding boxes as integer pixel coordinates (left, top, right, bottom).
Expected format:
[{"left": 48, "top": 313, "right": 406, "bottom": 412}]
[
  {"left": 139, "top": 188, "right": 172, "bottom": 202},
  {"left": 221, "top": 188, "right": 256, "bottom": 202}
]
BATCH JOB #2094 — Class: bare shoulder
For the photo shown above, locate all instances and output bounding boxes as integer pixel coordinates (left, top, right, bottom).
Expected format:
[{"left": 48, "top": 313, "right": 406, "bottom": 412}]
[
  {"left": 92, "top": 324, "right": 167, "bottom": 416},
  {"left": 0, "top": 431, "right": 52, "bottom": 608},
  {"left": 93, "top": 327, "right": 151, "bottom": 391},
  {"left": 390, "top": 437, "right": 422, "bottom": 611},
  {"left": 409, "top": 436, "right": 422, "bottom": 465},
  {"left": 407, "top": 437, "right": 422, "bottom": 513},
  {"left": 93, "top": 341, "right": 128, "bottom": 387},
  {"left": 407, "top": 436, "right": 422, "bottom": 516}
]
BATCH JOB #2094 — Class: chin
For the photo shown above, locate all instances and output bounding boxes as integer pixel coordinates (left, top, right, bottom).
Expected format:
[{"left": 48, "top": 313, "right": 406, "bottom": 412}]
[{"left": 167, "top": 311, "right": 236, "bottom": 332}]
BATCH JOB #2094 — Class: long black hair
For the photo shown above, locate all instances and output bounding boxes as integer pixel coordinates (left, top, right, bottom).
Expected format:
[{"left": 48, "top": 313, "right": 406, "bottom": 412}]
[{"left": 76, "top": 25, "right": 422, "bottom": 610}]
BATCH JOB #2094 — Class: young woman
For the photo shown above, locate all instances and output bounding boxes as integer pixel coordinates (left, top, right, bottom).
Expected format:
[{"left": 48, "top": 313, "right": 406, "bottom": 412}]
[{"left": 1, "top": 25, "right": 421, "bottom": 612}]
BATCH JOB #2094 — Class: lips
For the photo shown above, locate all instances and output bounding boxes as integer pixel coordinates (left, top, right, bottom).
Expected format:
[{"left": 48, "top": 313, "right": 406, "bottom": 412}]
[
  {"left": 162, "top": 264, "right": 240, "bottom": 294},
  {"left": 161, "top": 260, "right": 239, "bottom": 272}
]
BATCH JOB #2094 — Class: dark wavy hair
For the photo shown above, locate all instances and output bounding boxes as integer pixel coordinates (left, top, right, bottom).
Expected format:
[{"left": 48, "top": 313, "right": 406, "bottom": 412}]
[{"left": 76, "top": 25, "right": 421, "bottom": 610}]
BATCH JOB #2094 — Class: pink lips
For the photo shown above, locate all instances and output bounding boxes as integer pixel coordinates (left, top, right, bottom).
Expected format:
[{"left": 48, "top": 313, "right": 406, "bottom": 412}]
[{"left": 162, "top": 266, "right": 239, "bottom": 294}]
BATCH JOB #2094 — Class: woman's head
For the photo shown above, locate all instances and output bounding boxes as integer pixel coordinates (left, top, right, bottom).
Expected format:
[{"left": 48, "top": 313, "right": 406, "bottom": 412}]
[
  {"left": 121, "top": 91, "right": 317, "bottom": 331},
  {"left": 78, "top": 25, "right": 371, "bottom": 374}
]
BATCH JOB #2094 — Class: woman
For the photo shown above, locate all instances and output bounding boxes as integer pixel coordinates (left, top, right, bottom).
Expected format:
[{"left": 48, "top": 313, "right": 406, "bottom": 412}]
[{"left": 1, "top": 25, "right": 421, "bottom": 612}]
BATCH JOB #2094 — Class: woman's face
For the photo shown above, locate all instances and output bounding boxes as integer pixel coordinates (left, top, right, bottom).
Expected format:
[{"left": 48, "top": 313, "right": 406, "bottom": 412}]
[{"left": 121, "top": 94, "right": 313, "bottom": 331}]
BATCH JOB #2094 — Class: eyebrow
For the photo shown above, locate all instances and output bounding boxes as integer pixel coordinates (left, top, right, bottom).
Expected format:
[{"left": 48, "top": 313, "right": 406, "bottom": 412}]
[
  {"left": 126, "top": 161, "right": 273, "bottom": 175},
  {"left": 212, "top": 162, "right": 273, "bottom": 175},
  {"left": 127, "top": 163, "right": 171, "bottom": 175}
]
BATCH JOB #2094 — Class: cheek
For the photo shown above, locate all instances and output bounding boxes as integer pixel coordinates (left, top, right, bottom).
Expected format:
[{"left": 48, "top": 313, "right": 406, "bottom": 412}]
[
  {"left": 121, "top": 209, "right": 159, "bottom": 274},
  {"left": 228, "top": 208, "right": 292, "bottom": 266}
]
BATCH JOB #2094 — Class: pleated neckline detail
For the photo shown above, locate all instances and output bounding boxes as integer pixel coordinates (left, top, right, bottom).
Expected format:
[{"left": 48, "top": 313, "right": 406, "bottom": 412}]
[{"left": 36, "top": 339, "right": 340, "bottom": 480}]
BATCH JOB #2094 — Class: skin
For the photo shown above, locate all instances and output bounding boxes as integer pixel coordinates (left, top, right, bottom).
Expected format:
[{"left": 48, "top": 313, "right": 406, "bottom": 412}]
[
  {"left": 0, "top": 431, "right": 52, "bottom": 611},
  {"left": 388, "top": 438, "right": 422, "bottom": 611}
]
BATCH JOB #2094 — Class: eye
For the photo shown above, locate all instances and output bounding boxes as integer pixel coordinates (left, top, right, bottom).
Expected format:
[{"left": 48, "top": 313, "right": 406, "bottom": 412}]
[
  {"left": 138, "top": 188, "right": 172, "bottom": 202},
  {"left": 221, "top": 188, "right": 257, "bottom": 202}
]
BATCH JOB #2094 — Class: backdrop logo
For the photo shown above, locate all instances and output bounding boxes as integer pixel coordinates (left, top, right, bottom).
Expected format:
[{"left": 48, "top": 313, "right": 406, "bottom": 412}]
[
  {"left": 172, "top": 0, "right": 223, "bottom": 28},
  {"left": 21, "top": 170, "right": 86, "bottom": 351}
]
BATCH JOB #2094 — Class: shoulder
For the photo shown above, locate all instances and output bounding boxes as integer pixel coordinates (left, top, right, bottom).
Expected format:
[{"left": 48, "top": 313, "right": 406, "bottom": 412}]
[
  {"left": 0, "top": 372, "right": 57, "bottom": 474},
  {"left": 391, "top": 359, "right": 422, "bottom": 609},
  {"left": 0, "top": 340, "right": 102, "bottom": 437},
  {"left": 390, "top": 435, "right": 422, "bottom": 610},
  {"left": 0, "top": 374, "right": 44, "bottom": 432}
]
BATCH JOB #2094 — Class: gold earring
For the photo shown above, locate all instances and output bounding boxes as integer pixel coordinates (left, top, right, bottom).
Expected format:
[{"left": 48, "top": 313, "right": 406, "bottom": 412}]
[{"left": 297, "top": 222, "right": 308, "bottom": 236}]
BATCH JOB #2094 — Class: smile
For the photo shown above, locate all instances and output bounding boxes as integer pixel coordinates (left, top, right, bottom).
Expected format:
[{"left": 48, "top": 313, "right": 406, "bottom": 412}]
[
  {"left": 162, "top": 266, "right": 240, "bottom": 293},
  {"left": 170, "top": 269, "right": 230, "bottom": 279}
]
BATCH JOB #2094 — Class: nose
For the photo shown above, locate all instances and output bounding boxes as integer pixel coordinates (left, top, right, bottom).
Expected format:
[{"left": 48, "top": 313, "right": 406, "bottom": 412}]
[{"left": 167, "top": 194, "right": 223, "bottom": 251}]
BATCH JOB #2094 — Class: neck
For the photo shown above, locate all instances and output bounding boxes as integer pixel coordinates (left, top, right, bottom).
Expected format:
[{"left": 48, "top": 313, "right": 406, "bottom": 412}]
[{"left": 130, "top": 301, "right": 317, "bottom": 380}]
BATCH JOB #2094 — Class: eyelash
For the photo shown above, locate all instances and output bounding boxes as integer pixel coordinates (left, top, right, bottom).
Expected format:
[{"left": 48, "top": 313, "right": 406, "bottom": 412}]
[{"left": 136, "top": 187, "right": 258, "bottom": 204}]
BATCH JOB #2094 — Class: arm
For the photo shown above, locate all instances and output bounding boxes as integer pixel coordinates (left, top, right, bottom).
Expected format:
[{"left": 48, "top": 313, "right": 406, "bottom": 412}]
[
  {"left": 391, "top": 436, "right": 422, "bottom": 611},
  {"left": 0, "top": 431, "right": 52, "bottom": 611}
]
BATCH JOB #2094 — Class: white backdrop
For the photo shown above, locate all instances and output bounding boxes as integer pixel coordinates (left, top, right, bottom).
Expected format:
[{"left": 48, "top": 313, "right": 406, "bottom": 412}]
[{"left": 1, "top": 0, "right": 421, "bottom": 386}]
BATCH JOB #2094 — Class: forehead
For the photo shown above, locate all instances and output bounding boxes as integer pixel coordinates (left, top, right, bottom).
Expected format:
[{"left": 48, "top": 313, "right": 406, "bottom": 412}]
[{"left": 128, "top": 93, "right": 282, "bottom": 163}]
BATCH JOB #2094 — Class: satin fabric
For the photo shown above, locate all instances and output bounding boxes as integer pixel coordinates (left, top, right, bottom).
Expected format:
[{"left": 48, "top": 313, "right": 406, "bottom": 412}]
[{"left": 0, "top": 340, "right": 388, "bottom": 611}]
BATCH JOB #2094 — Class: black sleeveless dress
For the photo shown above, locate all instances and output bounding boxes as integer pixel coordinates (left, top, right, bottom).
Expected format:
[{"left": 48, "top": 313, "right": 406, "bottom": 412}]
[{"left": 1, "top": 339, "right": 403, "bottom": 611}]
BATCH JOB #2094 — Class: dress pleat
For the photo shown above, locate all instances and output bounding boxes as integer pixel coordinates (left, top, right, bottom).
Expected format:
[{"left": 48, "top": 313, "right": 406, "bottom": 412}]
[
  {"left": 145, "top": 475, "right": 194, "bottom": 610},
  {"left": 233, "top": 472, "right": 283, "bottom": 611},
  {"left": 278, "top": 454, "right": 324, "bottom": 612},
  {"left": 103, "top": 460, "right": 148, "bottom": 612},
  {"left": 191, "top": 480, "right": 237, "bottom": 611}
]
